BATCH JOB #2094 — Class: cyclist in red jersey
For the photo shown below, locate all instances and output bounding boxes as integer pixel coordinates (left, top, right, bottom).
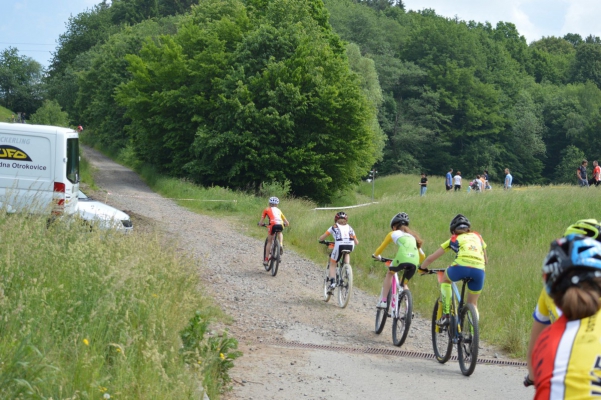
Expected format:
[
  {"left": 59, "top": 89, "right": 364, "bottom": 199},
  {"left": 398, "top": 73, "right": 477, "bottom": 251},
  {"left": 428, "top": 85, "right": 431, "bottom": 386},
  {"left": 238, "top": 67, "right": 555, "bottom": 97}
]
[
  {"left": 258, "top": 197, "right": 289, "bottom": 266},
  {"left": 525, "top": 219, "right": 601, "bottom": 387},
  {"left": 532, "top": 235, "right": 601, "bottom": 399}
]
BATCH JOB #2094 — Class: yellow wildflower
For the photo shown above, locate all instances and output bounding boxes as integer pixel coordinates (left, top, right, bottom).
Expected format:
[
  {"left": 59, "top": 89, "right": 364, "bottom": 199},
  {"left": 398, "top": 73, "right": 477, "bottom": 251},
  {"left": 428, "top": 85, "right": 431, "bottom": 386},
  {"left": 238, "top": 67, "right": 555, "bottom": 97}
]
[
  {"left": 220, "top": 353, "right": 225, "bottom": 360},
  {"left": 83, "top": 339, "right": 89, "bottom": 346}
]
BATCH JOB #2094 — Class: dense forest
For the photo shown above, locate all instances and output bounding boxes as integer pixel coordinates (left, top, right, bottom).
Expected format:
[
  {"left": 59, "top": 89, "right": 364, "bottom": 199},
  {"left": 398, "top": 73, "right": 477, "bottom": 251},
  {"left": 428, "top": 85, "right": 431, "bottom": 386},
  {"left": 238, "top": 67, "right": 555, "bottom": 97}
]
[{"left": 2, "top": 0, "right": 601, "bottom": 200}]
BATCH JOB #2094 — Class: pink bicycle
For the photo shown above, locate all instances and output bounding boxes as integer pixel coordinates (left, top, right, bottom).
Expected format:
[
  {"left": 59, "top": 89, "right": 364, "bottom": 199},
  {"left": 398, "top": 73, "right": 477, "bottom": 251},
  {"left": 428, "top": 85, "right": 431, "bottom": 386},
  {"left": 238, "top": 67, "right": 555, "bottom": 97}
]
[{"left": 373, "top": 256, "right": 413, "bottom": 347}]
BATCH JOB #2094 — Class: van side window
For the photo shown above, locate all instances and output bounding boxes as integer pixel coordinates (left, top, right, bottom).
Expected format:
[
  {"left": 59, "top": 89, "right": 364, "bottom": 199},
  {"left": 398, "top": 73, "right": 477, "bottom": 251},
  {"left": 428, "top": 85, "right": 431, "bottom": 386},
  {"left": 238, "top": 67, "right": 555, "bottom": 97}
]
[{"left": 67, "top": 138, "right": 79, "bottom": 184}]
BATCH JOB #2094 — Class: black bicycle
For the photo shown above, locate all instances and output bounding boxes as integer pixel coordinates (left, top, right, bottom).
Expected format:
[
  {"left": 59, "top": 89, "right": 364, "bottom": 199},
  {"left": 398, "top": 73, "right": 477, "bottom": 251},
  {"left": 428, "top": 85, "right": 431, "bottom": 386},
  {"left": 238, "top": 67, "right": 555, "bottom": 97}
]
[
  {"left": 422, "top": 268, "right": 479, "bottom": 376},
  {"left": 262, "top": 224, "right": 283, "bottom": 277},
  {"left": 373, "top": 256, "right": 413, "bottom": 347}
]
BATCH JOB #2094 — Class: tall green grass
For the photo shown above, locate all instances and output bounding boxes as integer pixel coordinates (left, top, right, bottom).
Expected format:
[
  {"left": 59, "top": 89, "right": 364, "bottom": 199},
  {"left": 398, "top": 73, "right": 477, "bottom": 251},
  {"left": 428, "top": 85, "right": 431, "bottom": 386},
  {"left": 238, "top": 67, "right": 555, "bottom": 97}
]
[
  {"left": 89, "top": 143, "right": 591, "bottom": 358},
  {"left": 0, "top": 105, "right": 15, "bottom": 122},
  {"left": 0, "top": 214, "right": 238, "bottom": 399}
]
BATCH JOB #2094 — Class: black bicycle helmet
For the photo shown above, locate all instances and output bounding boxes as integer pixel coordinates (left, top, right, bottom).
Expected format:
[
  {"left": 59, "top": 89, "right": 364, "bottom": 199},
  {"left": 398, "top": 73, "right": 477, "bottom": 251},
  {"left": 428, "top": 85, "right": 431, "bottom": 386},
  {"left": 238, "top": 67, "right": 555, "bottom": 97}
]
[
  {"left": 390, "top": 212, "right": 410, "bottom": 229},
  {"left": 450, "top": 214, "right": 470, "bottom": 233},
  {"left": 543, "top": 234, "right": 601, "bottom": 296},
  {"left": 335, "top": 212, "right": 348, "bottom": 222}
]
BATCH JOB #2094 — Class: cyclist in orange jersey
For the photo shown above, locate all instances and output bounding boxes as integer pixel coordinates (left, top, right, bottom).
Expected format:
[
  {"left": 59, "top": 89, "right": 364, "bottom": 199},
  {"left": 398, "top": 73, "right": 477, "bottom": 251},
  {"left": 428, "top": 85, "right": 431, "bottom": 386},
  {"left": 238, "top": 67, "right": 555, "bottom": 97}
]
[
  {"left": 532, "top": 235, "right": 601, "bottom": 399},
  {"left": 258, "top": 197, "right": 289, "bottom": 266}
]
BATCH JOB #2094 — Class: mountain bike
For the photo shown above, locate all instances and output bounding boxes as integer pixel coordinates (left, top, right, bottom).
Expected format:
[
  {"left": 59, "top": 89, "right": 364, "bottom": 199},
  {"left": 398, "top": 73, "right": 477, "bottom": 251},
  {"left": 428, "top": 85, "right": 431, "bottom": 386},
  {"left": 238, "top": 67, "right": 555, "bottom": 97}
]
[
  {"left": 421, "top": 268, "right": 479, "bottom": 376},
  {"left": 373, "top": 256, "right": 413, "bottom": 347},
  {"left": 319, "top": 241, "right": 353, "bottom": 308},
  {"left": 261, "top": 224, "right": 283, "bottom": 277}
]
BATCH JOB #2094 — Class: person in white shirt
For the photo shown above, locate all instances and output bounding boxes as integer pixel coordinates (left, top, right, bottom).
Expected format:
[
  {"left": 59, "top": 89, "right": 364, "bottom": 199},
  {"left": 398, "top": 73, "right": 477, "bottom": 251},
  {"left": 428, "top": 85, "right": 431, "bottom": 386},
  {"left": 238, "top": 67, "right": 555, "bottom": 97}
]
[{"left": 453, "top": 171, "right": 462, "bottom": 191}]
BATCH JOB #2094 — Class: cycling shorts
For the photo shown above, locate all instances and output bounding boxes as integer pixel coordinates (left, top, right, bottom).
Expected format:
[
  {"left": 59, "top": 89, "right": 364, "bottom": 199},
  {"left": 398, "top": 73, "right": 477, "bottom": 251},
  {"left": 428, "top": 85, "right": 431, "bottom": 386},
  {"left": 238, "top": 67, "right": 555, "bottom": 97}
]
[
  {"left": 389, "top": 262, "right": 416, "bottom": 280},
  {"left": 331, "top": 244, "right": 354, "bottom": 263},
  {"left": 445, "top": 265, "right": 485, "bottom": 294},
  {"left": 269, "top": 224, "right": 283, "bottom": 235}
]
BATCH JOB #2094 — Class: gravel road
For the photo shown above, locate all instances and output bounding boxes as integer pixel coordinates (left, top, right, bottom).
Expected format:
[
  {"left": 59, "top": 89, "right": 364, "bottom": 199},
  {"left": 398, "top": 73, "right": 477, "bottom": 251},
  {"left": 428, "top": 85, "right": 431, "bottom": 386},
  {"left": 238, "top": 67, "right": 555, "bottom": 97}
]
[{"left": 82, "top": 146, "right": 533, "bottom": 400}]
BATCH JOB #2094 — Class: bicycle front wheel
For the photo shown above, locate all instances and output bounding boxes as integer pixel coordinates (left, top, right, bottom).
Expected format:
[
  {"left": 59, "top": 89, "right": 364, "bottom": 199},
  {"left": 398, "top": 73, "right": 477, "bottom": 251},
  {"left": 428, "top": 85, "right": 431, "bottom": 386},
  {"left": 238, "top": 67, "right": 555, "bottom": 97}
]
[
  {"left": 392, "top": 289, "right": 413, "bottom": 347},
  {"left": 431, "top": 297, "right": 452, "bottom": 363},
  {"left": 337, "top": 264, "right": 353, "bottom": 308},
  {"left": 323, "top": 264, "right": 332, "bottom": 302},
  {"left": 270, "top": 237, "right": 280, "bottom": 277},
  {"left": 263, "top": 238, "right": 271, "bottom": 271},
  {"left": 374, "top": 289, "right": 391, "bottom": 334},
  {"left": 457, "top": 303, "right": 479, "bottom": 376}
]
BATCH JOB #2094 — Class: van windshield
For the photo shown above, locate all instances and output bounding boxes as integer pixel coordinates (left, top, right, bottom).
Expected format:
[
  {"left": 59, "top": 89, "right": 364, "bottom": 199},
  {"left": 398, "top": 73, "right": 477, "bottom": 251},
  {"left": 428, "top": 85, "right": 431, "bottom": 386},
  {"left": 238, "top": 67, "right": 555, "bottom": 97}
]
[{"left": 67, "top": 138, "right": 79, "bottom": 184}]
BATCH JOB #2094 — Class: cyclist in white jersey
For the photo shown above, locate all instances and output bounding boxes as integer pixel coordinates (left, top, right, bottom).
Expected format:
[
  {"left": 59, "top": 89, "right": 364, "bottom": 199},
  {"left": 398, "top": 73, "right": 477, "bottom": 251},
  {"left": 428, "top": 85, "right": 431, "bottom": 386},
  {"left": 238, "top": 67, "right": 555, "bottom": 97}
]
[{"left": 318, "top": 212, "right": 359, "bottom": 292}]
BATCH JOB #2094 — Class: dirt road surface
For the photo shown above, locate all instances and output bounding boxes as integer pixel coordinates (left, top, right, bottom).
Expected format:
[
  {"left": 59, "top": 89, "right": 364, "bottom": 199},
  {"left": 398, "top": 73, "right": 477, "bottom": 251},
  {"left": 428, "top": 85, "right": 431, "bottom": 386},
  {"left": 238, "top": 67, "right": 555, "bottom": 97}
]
[{"left": 83, "top": 146, "right": 533, "bottom": 400}]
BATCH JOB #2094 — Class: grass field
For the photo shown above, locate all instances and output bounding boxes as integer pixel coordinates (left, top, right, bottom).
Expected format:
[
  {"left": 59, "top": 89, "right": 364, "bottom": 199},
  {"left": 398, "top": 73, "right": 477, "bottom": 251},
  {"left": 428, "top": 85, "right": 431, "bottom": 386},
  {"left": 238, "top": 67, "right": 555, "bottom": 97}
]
[
  {"left": 84, "top": 142, "right": 592, "bottom": 358},
  {"left": 0, "top": 159, "right": 240, "bottom": 399},
  {"left": 0, "top": 105, "right": 15, "bottom": 122}
]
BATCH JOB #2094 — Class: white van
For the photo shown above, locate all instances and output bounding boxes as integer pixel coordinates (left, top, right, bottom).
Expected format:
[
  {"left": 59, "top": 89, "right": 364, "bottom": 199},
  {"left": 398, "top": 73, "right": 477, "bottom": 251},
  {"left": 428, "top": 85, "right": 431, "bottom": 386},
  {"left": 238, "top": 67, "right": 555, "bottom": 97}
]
[{"left": 0, "top": 123, "right": 79, "bottom": 215}]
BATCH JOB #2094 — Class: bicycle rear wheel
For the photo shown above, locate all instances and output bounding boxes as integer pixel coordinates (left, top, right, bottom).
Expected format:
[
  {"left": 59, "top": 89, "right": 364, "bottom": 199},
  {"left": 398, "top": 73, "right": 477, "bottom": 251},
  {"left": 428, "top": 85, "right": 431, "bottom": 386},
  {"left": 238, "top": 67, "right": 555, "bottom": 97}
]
[
  {"left": 392, "top": 289, "right": 413, "bottom": 347},
  {"left": 270, "top": 237, "right": 280, "bottom": 277},
  {"left": 457, "top": 303, "right": 479, "bottom": 376},
  {"left": 337, "top": 264, "right": 353, "bottom": 308},
  {"left": 263, "top": 238, "right": 271, "bottom": 271},
  {"left": 323, "top": 264, "right": 332, "bottom": 302},
  {"left": 374, "top": 289, "right": 391, "bottom": 334},
  {"left": 431, "top": 297, "right": 452, "bottom": 363}
]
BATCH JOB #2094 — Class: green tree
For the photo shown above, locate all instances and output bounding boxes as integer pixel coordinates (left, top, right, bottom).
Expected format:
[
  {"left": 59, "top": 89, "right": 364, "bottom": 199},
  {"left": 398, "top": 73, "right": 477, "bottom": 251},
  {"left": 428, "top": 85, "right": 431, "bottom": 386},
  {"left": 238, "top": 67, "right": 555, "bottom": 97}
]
[
  {"left": 117, "top": 0, "right": 378, "bottom": 202},
  {"left": 77, "top": 17, "right": 180, "bottom": 151},
  {"left": 0, "top": 48, "right": 43, "bottom": 114},
  {"left": 554, "top": 145, "right": 586, "bottom": 183},
  {"left": 570, "top": 43, "right": 601, "bottom": 88},
  {"left": 29, "top": 100, "right": 70, "bottom": 127}
]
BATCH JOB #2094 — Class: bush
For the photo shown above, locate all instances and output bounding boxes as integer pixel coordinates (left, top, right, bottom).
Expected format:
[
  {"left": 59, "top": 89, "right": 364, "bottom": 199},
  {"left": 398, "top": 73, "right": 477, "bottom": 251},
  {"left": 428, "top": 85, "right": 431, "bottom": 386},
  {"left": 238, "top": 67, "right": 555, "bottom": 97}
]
[{"left": 29, "top": 100, "right": 70, "bottom": 127}]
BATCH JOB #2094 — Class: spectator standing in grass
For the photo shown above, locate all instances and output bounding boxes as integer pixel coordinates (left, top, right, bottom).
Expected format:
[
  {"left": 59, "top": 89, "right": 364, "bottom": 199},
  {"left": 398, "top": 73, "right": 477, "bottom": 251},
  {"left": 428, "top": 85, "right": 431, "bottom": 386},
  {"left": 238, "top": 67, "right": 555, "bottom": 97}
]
[
  {"left": 446, "top": 168, "right": 453, "bottom": 191},
  {"left": 591, "top": 161, "right": 600, "bottom": 187},
  {"left": 483, "top": 170, "right": 491, "bottom": 190},
  {"left": 504, "top": 168, "right": 513, "bottom": 190},
  {"left": 11, "top": 114, "right": 14, "bottom": 123},
  {"left": 453, "top": 171, "right": 462, "bottom": 191},
  {"left": 577, "top": 160, "right": 589, "bottom": 187},
  {"left": 419, "top": 173, "right": 428, "bottom": 196}
]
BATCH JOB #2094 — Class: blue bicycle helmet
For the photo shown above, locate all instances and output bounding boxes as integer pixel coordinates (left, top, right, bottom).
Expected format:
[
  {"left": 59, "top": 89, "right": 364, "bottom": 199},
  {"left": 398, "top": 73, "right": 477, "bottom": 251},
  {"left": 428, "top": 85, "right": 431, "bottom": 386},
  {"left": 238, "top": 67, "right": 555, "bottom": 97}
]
[{"left": 543, "top": 234, "right": 601, "bottom": 296}]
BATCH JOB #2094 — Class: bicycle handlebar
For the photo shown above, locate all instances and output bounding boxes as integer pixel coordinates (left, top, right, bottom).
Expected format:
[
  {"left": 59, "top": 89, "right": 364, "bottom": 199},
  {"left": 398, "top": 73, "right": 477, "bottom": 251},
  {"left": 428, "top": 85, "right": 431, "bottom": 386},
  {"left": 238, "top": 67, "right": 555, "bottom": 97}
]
[
  {"left": 419, "top": 267, "right": 446, "bottom": 275},
  {"left": 320, "top": 240, "right": 334, "bottom": 245},
  {"left": 371, "top": 254, "right": 393, "bottom": 263}
]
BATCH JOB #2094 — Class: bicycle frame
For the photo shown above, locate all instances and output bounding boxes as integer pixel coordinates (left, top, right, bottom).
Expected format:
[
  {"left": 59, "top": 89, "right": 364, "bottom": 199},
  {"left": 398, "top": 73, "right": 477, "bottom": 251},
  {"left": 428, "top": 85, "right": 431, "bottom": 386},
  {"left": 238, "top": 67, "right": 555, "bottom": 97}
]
[
  {"left": 425, "top": 269, "right": 471, "bottom": 342},
  {"left": 378, "top": 257, "right": 410, "bottom": 318}
]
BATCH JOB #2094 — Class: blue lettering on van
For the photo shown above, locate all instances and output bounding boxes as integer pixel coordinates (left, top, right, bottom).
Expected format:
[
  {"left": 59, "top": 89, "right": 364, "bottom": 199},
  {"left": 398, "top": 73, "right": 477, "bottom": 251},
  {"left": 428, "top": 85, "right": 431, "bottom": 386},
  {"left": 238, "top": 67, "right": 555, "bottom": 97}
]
[
  {"left": 12, "top": 163, "right": 46, "bottom": 170},
  {"left": 0, "top": 146, "right": 32, "bottom": 161}
]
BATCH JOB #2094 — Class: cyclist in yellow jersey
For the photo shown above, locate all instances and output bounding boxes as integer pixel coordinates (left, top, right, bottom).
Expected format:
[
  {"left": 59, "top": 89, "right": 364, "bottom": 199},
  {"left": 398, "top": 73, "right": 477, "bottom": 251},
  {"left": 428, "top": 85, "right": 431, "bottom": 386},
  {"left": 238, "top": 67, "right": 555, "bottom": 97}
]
[
  {"left": 372, "top": 212, "right": 425, "bottom": 308},
  {"left": 533, "top": 235, "right": 601, "bottom": 399},
  {"left": 419, "top": 214, "right": 487, "bottom": 326},
  {"left": 525, "top": 219, "right": 601, "bottom": 387}
]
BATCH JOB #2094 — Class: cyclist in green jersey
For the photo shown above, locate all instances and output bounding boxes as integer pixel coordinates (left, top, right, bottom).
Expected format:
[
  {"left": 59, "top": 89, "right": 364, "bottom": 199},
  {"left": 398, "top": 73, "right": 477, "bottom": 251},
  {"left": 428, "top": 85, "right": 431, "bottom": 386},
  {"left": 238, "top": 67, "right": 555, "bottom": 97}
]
[{"left": 372, "top": 212, "right": 425, "bottom": 308}]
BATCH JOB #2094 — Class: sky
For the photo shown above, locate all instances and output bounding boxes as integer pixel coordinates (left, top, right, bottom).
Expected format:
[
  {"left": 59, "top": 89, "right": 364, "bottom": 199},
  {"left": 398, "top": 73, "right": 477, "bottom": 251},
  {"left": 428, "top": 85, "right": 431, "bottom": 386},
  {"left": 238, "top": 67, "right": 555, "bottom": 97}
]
[{"left": 2, "top": 0, "right": 601, "bottom": 68}]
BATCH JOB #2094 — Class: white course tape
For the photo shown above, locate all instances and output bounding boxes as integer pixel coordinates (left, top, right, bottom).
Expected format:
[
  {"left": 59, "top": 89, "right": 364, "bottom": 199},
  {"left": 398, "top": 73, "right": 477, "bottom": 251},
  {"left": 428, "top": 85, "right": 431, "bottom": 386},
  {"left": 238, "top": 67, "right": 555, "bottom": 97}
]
[
  {"left": 314, "top": 202, "right": 378, "bottom": 210},
  {"left": 106, "top": 193, "right": 237, "bottom": 202}
]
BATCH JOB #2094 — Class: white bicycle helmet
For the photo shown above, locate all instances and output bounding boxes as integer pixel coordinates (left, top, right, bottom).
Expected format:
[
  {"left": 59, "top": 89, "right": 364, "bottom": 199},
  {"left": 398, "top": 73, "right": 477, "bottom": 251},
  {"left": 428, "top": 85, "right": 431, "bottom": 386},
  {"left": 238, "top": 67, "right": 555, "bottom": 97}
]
[{"left": 269, "top": 196, "right": 280, "bottom": 205}]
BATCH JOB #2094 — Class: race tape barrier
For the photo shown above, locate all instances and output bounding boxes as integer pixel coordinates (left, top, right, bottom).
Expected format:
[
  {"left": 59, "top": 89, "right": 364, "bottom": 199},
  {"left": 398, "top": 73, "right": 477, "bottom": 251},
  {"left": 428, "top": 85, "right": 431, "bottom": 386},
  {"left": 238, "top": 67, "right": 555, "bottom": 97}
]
[
  {"left": 313, "top": 202, "right": 378, "bottom": 210},
  {"left": 106, "top": 192, "right": 237, "bottom": 202}
]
